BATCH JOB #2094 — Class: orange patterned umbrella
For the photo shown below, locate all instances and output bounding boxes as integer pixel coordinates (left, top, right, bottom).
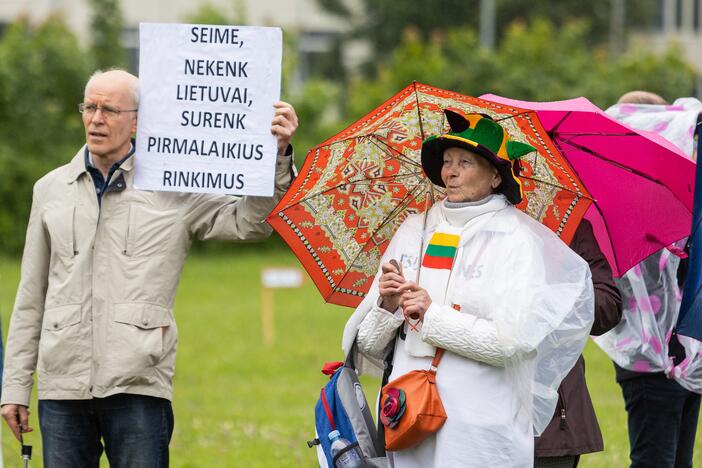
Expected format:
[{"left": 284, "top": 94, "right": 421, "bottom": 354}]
[{"left": 267, "top": 82, "right": 592, "bottom": 307}]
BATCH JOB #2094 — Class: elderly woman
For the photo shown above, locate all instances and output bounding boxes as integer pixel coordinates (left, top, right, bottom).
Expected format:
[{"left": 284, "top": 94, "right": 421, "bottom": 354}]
[{"left": 342, "top": 111, "right": 595, "bottom": 467}]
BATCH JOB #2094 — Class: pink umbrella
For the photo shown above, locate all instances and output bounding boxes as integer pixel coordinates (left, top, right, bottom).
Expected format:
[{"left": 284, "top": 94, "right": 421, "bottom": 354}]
[{"left": 481, "top": 94, "right": 695, "bottom": 277}]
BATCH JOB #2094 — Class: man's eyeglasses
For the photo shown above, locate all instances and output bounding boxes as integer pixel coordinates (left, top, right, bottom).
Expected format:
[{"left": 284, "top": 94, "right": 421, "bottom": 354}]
[{"left": 79, "top": 103, "right": 138, "bottom": 118}]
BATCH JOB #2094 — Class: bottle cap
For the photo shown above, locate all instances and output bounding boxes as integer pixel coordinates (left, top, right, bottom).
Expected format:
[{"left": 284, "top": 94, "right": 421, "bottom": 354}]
[{"left": 328, "top": 430, "right": 340, "bottom": 441}]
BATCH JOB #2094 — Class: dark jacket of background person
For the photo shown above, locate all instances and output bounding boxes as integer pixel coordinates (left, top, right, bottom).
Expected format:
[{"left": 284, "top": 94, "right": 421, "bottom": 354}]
[{"left": 535, "top": 219, "right": 623, "bottom": 457}]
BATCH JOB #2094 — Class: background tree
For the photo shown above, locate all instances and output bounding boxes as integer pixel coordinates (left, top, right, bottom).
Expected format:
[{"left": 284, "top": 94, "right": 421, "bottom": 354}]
[
  {"left": 318, "top": 0, "right": 477, "bottom": 66},
  {"left": 0, "top": 15, "right": 89, "bottom": 254},
  {"left": 318, "top": 0, "right": 660, "bottom": 67},
  {"left": 87, "top": 0, "right": 127, "bottom": 69},
  {"left": 341, "top": 19, "right": 696, "bottom": 121},
  {"left": 497, "top": 0, "right": 659, "bottom": 47},
  {"left": 183, "top": 0, "right": 247, "bottom": 25}
]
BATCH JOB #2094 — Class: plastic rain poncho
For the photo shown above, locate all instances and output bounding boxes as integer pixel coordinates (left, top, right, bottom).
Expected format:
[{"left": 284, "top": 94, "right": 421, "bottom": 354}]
[
  {"left": 595, "top": 98, "right": 701, "bottom": 392},
  {"left": 342, "top": 198, "right": 594, "bottom": 467}
]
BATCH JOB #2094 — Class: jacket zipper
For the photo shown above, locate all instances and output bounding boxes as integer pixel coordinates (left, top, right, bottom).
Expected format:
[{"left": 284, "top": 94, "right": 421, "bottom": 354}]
[
  {"left": 88, "top": 172, "right": 103, "bottom": 396},
  {"left": 123, "top": 204, "right": 132, "bottom": 256},
  {"left": 71, "top": 205, "right": 78, "bottom": 256},
  {"left": 558, "top": 386, "right": 567, "bottom": 430}
]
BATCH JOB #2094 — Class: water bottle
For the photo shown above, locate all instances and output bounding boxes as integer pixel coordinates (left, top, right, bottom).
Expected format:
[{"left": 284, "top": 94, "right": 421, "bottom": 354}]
[{"left": 328, "top": 430, "right": 364, "bottom": 468}]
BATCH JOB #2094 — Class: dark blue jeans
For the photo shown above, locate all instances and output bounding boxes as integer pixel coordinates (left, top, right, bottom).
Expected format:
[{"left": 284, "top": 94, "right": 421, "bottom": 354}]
[
  {"left": 620, "top": 374, "right": 701, "bottom": 468},
  {"left": 39, "top": 393, "right": 174, "bottom": 468}
]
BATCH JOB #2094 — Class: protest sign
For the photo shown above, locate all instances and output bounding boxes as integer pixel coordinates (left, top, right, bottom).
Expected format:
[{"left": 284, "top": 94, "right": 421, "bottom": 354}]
[{"left": 135, "top": 23, "right": 282, "bottom": 196}]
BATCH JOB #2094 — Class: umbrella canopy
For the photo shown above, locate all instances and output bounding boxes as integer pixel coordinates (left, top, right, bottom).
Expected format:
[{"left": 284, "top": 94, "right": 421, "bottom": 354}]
[
  {"left": 268, "top": 83, "right": 591, "bottom": 307},
  {"left": 482, "top": 94, "right": 696, "bottom": 277}
]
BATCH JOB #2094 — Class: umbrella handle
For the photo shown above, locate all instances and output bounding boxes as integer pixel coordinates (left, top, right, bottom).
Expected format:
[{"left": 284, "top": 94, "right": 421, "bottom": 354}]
[{"left": 20, "top": 434, "right": 32, "bottom": 466}]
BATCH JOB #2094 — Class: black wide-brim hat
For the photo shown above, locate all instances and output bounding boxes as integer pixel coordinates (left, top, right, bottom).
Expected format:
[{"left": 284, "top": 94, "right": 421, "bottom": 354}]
[{"left": 421, "top": 109, "right": 536, "bottom": 205}]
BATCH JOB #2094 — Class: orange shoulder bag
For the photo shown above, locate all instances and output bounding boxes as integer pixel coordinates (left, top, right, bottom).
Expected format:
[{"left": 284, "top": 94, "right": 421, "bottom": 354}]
[{"left": 379, "top": 347, "right": 446, "bottom": 451}]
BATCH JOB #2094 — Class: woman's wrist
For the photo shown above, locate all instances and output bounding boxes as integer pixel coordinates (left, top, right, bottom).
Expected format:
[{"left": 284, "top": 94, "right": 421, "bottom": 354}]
[{"left": 379, "top": 297, "right": 399, "bottom": 313}]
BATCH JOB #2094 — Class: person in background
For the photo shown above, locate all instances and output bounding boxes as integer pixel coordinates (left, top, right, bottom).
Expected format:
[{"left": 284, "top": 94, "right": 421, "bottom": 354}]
[
  {"left": 1, "top": 69, "right": 298, "bottom": 467},
  {"left": 595, "top": 90, "right": 702, "bottom": 468}
]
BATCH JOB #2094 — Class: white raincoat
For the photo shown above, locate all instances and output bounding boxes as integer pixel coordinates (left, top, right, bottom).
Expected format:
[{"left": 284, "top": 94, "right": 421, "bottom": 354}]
[{"left": 343, "top": 197, "right": 594, "bottom": 467}]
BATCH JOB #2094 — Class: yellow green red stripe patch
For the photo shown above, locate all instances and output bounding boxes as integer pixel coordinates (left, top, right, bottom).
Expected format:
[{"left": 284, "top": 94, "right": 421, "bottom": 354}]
[{"left": 422, "top": 232, "right": 460, "bottom": 270}]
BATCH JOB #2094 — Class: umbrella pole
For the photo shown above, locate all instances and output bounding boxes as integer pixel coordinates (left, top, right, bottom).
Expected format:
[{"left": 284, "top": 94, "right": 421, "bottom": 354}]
[
  {"left": 415, "top": 186, "right": 434, "bottom": 285},
  {"left": 404, "top": 187, "right": 434, "bottom": 326}
]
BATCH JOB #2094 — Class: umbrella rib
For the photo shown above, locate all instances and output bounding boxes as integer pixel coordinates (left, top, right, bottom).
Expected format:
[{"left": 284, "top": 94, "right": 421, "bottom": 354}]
[
  {"left": 493, "top": 110, "right": 536, "bottom": 123},
  {"left": 332, "top": 182, "right": 431, "bottom": 294},
  {"left": 368, "top": 136, "right": 422, "bottom": 168},
  {"left": 549, "top": 111, "right": 572, "bottom": 135},
  {"left": 589, "top": 200, "right": 622, "bottom": 275},
  {"left": 316, "top": 134, "right": 420, "bottom": 169},
  {"left": 315, "top": 131, "right": 411, "bottom": 151},
  {"left": 519, "top": 175, "right": 592, "bottom": 197},
  {"left": 365, "top": 181, "right": 430, "bottom": 240},
  {"left": 413, "top": 81, "right": 426, "bottom": 141},
  {"left": 555, "top": 136, "right": 680, "bottom": 188},
  {"left": 293, "top": 173, "right": 428, "bottom": 203}
]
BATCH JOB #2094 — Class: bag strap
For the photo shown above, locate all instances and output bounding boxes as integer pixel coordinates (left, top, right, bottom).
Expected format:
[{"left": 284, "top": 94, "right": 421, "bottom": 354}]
[
  {"left": 344, "top": 337, "right": 359, "bottom": 369},
  {"left": 376, "top": 332, "right": 397, "bottom": 454},
  {"left": 429, "top": 348, "right": 445, "bottom": 371},
  {"left": 320, "top": 387, "right": 336, "bottom": 431}
]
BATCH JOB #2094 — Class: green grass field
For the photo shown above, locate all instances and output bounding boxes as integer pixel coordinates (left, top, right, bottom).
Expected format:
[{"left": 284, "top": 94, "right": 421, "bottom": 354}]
[{"left": 0, "top": 249, "right": 700, "bottom": 467}]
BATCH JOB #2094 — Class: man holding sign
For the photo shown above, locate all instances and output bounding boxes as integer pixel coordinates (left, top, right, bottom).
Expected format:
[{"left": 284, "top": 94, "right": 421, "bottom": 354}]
[{"left": 1, "top": 44, "right": 297, "bottom": 466}]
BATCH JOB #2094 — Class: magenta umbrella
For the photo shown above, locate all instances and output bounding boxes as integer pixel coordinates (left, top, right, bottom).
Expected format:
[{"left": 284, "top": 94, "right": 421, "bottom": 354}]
[{"left": 481, "top": 94, "right": 695, "bottom": 277}]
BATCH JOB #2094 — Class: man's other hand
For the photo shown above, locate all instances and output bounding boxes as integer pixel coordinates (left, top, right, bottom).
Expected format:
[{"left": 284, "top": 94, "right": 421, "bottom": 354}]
[{"left": 2, "top": 404, "right": 33, "bottom": 441}]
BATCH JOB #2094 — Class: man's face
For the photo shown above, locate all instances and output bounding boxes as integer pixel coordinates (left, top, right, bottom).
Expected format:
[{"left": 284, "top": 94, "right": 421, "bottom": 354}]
[{"left": 82, "top": 75, "right": 137, "bottom": 162}]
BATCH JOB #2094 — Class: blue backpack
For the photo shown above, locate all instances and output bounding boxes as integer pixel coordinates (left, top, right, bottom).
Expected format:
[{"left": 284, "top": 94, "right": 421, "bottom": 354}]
[{"left": 309, "top": 341, "right": 387, "bottom": 467}]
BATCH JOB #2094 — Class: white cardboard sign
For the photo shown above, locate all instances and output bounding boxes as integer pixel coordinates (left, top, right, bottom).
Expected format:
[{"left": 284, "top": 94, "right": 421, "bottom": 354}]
[{"left": 135, "top": 23, "right": 282, "bottom": 196}]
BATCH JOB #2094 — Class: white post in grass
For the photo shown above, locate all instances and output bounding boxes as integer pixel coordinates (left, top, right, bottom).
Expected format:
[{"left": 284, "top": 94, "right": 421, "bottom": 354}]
[{"left": 260, "top": 267, "right": 304, "bottom": 345}]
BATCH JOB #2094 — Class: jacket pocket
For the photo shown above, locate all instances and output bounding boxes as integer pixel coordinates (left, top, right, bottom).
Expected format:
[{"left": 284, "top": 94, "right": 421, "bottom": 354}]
[
  {"left": 123, "top": 204, "right": 178, "bottom": 257},
  {"left": 38, "top": 304, "right": 83, "bottom": 375},
  {"left": 108, "top": 303, "right": 172, "bottom": 373},
  {"left": 44, "top": 205, "right": 77, "bottom": 258}
]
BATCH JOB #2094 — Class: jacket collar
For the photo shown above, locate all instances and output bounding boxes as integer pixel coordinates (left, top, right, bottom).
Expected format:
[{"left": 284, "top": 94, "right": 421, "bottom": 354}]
[
  {"left": 66, "top": 146, "right": 88, "bottom": 184},
  {"left": 66, "top": 140, "right": 136, "bottom": 184}
]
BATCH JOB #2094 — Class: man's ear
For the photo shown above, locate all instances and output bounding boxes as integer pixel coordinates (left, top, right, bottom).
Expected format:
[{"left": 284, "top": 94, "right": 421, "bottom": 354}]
[{"left": 131, "top": 115, "right": 137, "bottom": 134}]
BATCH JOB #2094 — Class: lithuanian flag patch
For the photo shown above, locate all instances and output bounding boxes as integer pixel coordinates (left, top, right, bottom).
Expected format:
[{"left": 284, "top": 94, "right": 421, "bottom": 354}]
[{"left": 421, "top": 232, "right": 460, "bottom": 270}]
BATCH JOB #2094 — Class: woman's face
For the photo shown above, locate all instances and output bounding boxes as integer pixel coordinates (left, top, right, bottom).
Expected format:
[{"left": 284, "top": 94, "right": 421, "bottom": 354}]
[{"left": 440, "top": 147, "right": 502, "bottom": 203}]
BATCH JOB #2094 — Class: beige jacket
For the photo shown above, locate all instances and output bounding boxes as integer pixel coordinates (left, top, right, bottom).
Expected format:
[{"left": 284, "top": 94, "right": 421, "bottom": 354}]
[{"left": 2, "top": 146, "right": 294, "bottom": 406}]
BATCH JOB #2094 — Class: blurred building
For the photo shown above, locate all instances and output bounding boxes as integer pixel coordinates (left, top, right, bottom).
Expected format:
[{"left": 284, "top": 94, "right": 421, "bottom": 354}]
[
  {"left": 631, "top": 0, "right": 702, "bottom": 71},
  {"left": 0, "top": 0, "right": 367, "bottom": 85}
]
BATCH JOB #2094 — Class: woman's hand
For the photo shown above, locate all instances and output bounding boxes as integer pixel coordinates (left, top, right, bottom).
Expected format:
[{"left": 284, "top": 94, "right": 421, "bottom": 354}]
[
  {"left": 399, "top": 282, "right": 432, "bottom": 322},
  {"left": 379, "top": 261, "right": 405, "bottom": 311}
]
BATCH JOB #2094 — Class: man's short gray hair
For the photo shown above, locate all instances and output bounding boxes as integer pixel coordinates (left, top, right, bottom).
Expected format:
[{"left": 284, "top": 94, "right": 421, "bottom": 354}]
[{"left": 85, "top": 69, "right": 140, "bottom": 108}]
